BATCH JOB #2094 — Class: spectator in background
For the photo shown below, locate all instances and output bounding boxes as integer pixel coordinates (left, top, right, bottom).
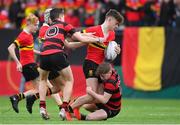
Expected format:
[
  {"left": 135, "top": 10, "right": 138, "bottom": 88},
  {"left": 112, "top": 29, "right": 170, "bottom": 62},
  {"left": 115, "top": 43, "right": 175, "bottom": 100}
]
[
  {"left": 77, "top": 6, "right": 86, "bottom": 27},
  {"left": 65, "top": 8, "right": 80, "bottom": 27},
  {"left": 141, "top": 0, "right": 159, "bottom": 26},
  {"left": 84, "top": 0, "right": 97, "bottom": 26},
  {"left": 8, "top": 0, "right": 22, "bottom": 28},
  {"left": 16, "top": 2, "right": 26, "bottom": 29},
  {"left": 98, "top": 0, "right": 119, "bottom": 25},
  {"left": 124, "top": 0, "right": 143, "bottom": 26},
  {"left": 0, "top": 7, "right": 10, "bottom": 28},
  {"left": 158, "top": 0, "right": 175, "bottom": 27},
  {"left": 174, "top": 0, "right": 180, "bottom": 27}
]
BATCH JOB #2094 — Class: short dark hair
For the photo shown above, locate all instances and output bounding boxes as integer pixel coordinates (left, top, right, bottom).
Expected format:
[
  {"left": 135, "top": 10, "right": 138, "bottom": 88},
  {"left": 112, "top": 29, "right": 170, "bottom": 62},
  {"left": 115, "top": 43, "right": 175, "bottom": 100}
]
[
  {"left": 50, "top": 8, "right": 64, "bottom": 22},
  {"left": 96, "top": 62, "right": 111, "bottom": 76},
  {"left": 105, "top": 9, "right": 124, "bottom": 24}
]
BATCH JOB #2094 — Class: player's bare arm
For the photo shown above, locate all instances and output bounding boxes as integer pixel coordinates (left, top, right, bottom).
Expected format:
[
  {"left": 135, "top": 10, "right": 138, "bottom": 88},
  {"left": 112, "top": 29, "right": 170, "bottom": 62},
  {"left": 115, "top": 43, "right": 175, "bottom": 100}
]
[
  {"left": 72, "top": 32, "right": 106, "bottom": 43},
  {"left": 86, "top": 86, "right": 112, "bottom": 104},
  {"left": 8, "top": 43, "right": 22, "bottom": 72},
  {"left": 33, "top": 49, "right": 41, "bottom": 55},
  {"left": 64, "top": 39, "right": 87, "bottom": 49}
]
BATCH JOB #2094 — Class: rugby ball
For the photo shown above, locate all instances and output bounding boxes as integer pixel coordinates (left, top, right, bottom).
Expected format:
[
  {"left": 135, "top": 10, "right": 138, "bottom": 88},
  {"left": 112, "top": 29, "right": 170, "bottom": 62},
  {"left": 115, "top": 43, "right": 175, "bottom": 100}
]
[{"left": 105, "top": 41, "right": 118, "bottom": 61}]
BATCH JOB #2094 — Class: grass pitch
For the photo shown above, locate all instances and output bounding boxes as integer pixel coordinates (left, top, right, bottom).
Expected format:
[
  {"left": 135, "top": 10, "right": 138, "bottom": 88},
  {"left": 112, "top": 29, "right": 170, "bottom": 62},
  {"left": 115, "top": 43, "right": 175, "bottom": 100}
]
[{"left": 0, "top": 96, "right": 180, "bottom": 124}]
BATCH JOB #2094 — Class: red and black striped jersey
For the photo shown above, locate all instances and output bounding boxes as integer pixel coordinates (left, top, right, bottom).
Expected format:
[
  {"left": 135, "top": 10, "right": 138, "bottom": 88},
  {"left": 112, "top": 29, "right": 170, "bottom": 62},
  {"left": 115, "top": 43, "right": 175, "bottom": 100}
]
[
  {"left": 103, "top": 70, "right": 122, "bottom": 110},
  {"left": 82, "top": 25, "right": 115, "bottom": 64},
  {"left": 13, "top": 30, "right": 35, "bottom": 66},
  {"left": 38, "top": 23, "right": 49, "bottom": 42},
  {"left": 41, "top": 20, "right": 76, "bottom": 55}
]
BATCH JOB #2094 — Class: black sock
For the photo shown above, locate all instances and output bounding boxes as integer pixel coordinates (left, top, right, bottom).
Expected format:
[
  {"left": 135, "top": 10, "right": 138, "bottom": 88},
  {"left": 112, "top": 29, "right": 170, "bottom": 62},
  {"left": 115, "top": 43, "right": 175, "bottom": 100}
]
[
  {"left": 31, "top": 93, "right": 39, "bottom": 100},
  {"left": 68, "top": 105, "right": 73, "bottom": 113},
  {"left": 58, "top": 105, "right": 62, "bottom": 110},
  {"left": 81, "top": 114, "right": 86, "bottom": 120},
  {"left": 16, "top": 93, "right": 25, "bottom": 100}
]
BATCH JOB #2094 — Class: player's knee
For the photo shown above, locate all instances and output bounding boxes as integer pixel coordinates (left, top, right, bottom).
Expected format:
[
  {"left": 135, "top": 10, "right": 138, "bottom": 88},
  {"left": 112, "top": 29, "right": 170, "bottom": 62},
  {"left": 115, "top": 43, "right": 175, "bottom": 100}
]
[
  {"left": 82, "top": 104, "right": 89, "bottom": 110},
  {"left": 52, "top": 87, "right": 60, "bottom": 94},
  {"left": 86, "top": 114, "right": 94, "bottom": 120},
  {"left": 83, "top": 104, "right": 94, "bottom": 112},
  {"left": 64, "top": 75, "right": 74, "bottom": 83}
]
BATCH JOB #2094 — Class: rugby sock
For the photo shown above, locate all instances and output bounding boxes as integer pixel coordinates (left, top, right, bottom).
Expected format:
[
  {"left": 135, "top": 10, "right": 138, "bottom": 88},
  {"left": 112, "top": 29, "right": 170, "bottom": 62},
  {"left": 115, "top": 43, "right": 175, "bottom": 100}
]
[
  {"left": 16, "top": 93, "right": 25, "bottom": 100},
  {"left": 61, "top": 102, "right": 69, "bottom": 111},
  {"left": 31, "top": 87, "right": 52, "bottom": 100},
  {"left": 40, "top": 101, "right": 46, "bottom": 109},
  {"left": 28, "top": 93, "right": 39, "bottom": 102},
  {"left": 81, "top": 114, "right": 86, "bottom": 120},
  {"left": 58, "top": 105, "right": 62, "bottom": 110},
  {"left": 68, "top": 105, "right": 73, "bottom": 113}
]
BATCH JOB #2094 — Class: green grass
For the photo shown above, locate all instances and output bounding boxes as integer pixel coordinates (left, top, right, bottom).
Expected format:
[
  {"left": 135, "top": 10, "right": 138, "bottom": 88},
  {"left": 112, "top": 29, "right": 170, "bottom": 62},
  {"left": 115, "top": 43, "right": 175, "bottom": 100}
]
[{"left": 0, "top": 96, "right": 180, "bottom": 124}]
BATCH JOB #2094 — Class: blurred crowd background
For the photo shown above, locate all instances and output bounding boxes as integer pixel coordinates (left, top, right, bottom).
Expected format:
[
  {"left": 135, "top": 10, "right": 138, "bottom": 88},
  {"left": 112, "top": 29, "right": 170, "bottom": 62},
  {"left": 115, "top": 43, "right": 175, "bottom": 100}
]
[{"left": 0, "top": 0, "right": 180, "bottom": 29}]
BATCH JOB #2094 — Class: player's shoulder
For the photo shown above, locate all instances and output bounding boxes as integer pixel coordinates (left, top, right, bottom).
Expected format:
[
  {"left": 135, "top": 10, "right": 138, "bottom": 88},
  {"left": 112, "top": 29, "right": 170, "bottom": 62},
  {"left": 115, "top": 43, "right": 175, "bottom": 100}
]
[
  {"left": 16, "top": 30, "right": 32, "bottom": 43},
  {"left": 40, "top": 23, "right": 49, "bottom": 30},
  {"left": 18, "top": 30, "right": 29, "bottom": 38}
]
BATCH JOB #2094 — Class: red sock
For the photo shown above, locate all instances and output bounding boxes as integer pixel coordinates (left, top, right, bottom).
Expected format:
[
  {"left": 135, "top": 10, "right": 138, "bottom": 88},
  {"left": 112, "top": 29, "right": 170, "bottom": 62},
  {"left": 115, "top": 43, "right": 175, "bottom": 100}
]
[
  {"left": 61, "top": 102, "right": 69, "bottom": 111},
  {"left": 40, "top": 101, "right": 46, "bottom": 109}
]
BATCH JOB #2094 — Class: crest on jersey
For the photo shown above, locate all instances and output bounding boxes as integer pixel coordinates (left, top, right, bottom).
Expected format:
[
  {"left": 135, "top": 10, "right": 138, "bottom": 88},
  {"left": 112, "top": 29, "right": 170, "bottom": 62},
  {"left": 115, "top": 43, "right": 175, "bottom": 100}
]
[{"left": 45, "top": 26, "right": 59, "bottom": 38}]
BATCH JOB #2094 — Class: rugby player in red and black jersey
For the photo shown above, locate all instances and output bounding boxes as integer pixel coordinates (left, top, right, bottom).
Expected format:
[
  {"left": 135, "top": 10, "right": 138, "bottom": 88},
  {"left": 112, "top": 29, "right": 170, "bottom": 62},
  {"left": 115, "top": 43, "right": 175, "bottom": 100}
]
[
  {"left": 38, "top": 8, "right": 106, "bottom": 120},
  {"left": 69, "top": 9, "right": 123, "bottom": 119},
  {"left": 24, "top": 8, "right": 63, "bottom": 118},
  {"left": 80, "top": 62, "right": 121, "bottom": 120}
]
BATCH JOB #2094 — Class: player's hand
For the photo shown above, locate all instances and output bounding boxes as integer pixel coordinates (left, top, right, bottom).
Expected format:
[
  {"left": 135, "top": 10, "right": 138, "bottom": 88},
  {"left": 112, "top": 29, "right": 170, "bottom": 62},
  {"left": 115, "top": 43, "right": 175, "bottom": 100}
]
[
  {"left": 97, "top": 37, "right": 106, "bottom": 43},
  {"left": 97, "top": 34, "right": 109, "bottom": 43},
  {"left": 115, "top": 44, "right": 121, "bottom": 54},
  {"left": 16, "top": 62, "right": 22, "bottom": 72},
  {"left": 86, "top": 87, "right": 93, "bottom": 94}
]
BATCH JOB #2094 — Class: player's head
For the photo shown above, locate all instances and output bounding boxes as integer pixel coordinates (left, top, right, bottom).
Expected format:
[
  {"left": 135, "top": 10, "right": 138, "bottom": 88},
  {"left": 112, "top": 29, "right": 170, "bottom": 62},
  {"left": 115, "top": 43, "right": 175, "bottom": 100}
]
[
  {"left": 44, "top": 8, "right": 52, "bottom": 24},
  {"left": 50, "top": 8, "right": 64, "bottom": 22},
  {"left": 26, "top": 13, "right": 39, "bottom": 33},
  {"left": 96, "top": 62, "right": 112, "bottom": 81},
  {"left": 105, "top": 9, "right": 124, "bottom": 31}
]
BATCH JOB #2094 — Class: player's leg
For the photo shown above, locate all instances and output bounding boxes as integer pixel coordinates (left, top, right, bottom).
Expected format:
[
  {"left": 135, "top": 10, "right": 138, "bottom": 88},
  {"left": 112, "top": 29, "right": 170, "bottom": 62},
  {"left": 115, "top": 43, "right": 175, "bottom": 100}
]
[
  {"left": 85, "top": 109, "right": 107, "bottom": 121},
  {"left": 19, "top": 75, "right": 26, "bottom": 93},
  {"left": 26, "top": 75, "right": 63, "bottom": 114},
  {"left": 48, "top": 71, "right": 63, "bottom": 107},
  {"left": 82, "top": 103, "right": 98, "bottom": 112},
  {"left": 70, "top": 78, "right": 98, "bottom": 109},
  {"left": 39, "top": 68, "right": 50, "bottom": 120},
  {"left": 69, "top": 60, "right": 99, "bottom": 119},
  {"left": 87, "top": 103, "right": 120, "bottom": 121},
  {"left": 9, "top": 63, "right": 39, "bottom": 113},
  {"left": 58, "top": 66, "right": 74, "bottom": 121}
]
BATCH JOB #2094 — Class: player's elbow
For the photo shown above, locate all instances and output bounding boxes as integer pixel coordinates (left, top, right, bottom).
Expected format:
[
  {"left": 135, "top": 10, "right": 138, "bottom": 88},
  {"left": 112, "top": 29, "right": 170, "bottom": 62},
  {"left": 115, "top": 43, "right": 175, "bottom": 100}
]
[
  {"left": 72, "top": 32, "right": 86, "bottom": 42},
  {"left": 8, "top": 44, "right": 16, "bottom": 53},
  {"left": 101, "top": 98, "right": 108, "bottom": 104},
  {"left": 7, "top": 45, "right": 12, "bottom": 52}
]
